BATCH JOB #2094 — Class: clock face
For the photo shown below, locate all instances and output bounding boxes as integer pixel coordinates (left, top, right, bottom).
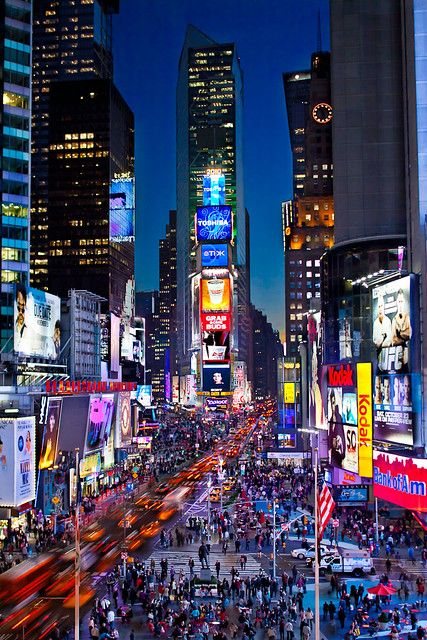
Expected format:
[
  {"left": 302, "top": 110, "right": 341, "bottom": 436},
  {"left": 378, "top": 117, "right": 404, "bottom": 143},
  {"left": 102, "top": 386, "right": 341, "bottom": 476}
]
[{"left": 312, "top": 102, "right": 333, "bottom": 124}]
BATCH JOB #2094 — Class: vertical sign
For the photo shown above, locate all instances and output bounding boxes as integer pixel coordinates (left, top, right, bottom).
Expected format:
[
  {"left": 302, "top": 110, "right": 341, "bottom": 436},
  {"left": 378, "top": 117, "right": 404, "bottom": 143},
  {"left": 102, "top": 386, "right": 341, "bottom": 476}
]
[{"left": 357, "top": 362, "right": 373, "bottom": 478}]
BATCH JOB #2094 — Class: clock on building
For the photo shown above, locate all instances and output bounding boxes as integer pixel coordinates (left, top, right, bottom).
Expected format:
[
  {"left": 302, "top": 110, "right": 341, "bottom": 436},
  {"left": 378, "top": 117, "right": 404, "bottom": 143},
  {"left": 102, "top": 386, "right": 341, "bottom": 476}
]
[{"left": 312, "top": 102, "right": 333, "bottom": 124}]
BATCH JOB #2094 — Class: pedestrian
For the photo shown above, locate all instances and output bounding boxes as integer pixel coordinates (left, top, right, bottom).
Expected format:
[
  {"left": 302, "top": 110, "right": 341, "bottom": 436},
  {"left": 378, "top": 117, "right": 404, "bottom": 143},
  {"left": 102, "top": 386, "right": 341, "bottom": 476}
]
[
  {"left": 286, "top": 619, "right": 294, "bottom": 640},
  {"left": 216, "top": 559, "right": 221, "bottom": 580},
  {"left": 338, "top": 606, "right": 345, "bottom": 629}
]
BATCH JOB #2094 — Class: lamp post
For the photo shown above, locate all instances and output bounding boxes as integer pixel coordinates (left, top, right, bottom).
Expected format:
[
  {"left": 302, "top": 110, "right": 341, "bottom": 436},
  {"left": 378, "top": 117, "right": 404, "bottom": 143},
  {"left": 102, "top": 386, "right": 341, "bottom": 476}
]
[
  {"left": 218, "top": 456, "right": 224, "bottom": 513},
  {"left": 273, "top": 499, "right": 277, "bottom": 579},
  {"left": 74, "top": 448, "right": 80, "bottom": 640},
  {"left": 206, "top": 473, "right": 212, "bottom": 546}
]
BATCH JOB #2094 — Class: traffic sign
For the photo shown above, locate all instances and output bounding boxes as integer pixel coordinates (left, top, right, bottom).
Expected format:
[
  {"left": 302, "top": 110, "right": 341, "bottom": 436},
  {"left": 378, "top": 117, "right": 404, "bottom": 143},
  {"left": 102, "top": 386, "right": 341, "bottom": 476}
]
[
  {"left": 281, "top": 523, "right": 289, "bottom": 532},
  {"left": 126, "top": 482, "right": 134, "bottom": 493},
  {"left": 132, "top": 472, "right": 138, "bottom": 479},
  {"left": 332, "top": 518, "right": 340, "bottom": 528},
  {"left": 52, "top": 496, "right": 60, "bottom": 505},
  {"left": 121, "top": 552, "right": 128, "bottom": 560}
]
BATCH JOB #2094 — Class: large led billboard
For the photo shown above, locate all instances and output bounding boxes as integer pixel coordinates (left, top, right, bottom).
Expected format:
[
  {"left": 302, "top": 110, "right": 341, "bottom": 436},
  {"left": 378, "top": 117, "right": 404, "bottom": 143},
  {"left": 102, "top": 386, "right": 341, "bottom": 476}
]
[
  {"left": 203, "top": 172, "right": 225, "bottom": 206},
  {"left": 109, "top": 175, "right": 135, "bottom": 242},
  {"left": 201, "top": 244, "right": 228, "bottom": 268},
  {"left": 374, "top": 450, "right": 427, "bottom": 512},
  {"left": 39, "top": 397, "right": 62, "bottom": 470},
  {"left": 325, "top": 364, "right": 359, "bottom": 474},
  {"left": 0, "top": 417, "right": 36, "bottom": 507},
  {"left": 202, "top": 329, "right": 230, "bottom": 362},
  {"left": 196, "top": 206, "right": 232, "bottom": 241},
  {"left": 201, "top": 278, "right": 231, "bottom": 312},
  {"left": 202, "top": 364, "right": 231, "bottom": 393},
  {"left": 14, "top": 285, "right": 61, "bottom": 361},
  {"left": 85, "top": 395, "right": 115, "bottom": 453},
  {"left": 372, "top": 275, "right": 419, "bottom": 446},
  {"left": 136, "top": 385, "right": 152, "bottom": 407}
]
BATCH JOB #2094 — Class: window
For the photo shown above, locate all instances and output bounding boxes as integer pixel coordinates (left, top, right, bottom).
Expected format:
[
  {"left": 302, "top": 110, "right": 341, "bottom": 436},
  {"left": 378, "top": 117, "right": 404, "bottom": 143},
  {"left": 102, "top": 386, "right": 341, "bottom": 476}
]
[{"left": 306, "top": 260, "right": 312, "bottom": 267}]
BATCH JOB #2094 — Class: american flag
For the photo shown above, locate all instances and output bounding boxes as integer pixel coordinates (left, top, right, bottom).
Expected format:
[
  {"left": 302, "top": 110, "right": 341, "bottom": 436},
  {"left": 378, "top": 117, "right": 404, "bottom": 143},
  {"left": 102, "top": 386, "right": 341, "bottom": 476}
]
[{"left": 318, "top": 484, "right": 335, "bottom": 540}]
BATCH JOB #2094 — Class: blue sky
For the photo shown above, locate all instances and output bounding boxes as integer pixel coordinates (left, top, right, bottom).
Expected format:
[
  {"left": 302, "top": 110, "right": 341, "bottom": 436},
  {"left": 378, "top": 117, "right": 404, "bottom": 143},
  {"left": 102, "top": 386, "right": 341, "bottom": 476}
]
[{"left": 113, "top": 0, "right": 330, "bottom": 334}]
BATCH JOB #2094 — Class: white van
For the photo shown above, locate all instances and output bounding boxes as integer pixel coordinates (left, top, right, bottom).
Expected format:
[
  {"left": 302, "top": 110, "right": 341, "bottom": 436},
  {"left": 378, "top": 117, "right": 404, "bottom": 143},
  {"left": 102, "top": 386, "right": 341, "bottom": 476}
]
[{"left": 308, "top": 548, "right": 375, "bottom": 577}]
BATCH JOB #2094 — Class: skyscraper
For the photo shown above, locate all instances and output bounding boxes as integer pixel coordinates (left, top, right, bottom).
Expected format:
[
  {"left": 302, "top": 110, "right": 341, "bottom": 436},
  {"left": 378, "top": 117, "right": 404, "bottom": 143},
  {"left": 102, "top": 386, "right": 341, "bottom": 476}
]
[
  {"left": 283, "top": 51, "right": 333, "bottom": 356},
  {"left": 1, "top": 0, "right": 32, "bottom": 350},
  {"left": 176, "top": 26, "right": 249, "bottom": 379},
  {"left": 31, "top": 0, "right": 119, "bottom": 291}
]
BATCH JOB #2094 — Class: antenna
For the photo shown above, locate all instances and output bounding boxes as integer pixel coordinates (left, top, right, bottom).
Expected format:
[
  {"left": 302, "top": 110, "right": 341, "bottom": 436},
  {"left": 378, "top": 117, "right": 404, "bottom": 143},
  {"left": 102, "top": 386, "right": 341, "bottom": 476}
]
[{"left": 317, "top": 9, "right": 322, "bottom": 51}]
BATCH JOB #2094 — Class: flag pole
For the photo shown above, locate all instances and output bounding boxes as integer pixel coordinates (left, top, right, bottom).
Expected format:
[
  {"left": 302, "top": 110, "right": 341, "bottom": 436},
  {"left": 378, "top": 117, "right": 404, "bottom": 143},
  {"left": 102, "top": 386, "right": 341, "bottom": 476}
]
[{"left": 314, "top": 443, "right": 320, "bottom": 640}]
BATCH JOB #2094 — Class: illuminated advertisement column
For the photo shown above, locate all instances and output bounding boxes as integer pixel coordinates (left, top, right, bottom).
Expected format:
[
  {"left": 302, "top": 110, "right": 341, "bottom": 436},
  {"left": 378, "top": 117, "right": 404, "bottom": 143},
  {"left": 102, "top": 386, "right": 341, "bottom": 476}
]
[{"left": 195, "top": 170, "right": 234, "bottom": 411}]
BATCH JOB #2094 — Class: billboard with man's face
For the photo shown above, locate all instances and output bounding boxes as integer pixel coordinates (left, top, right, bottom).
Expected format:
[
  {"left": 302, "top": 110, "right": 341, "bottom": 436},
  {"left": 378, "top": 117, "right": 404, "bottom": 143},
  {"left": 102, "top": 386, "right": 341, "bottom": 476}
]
[
  {"left": 14, "top": 285, "right": 61, "bottom": 361},
  {"left": 39, "top": 397, "right": 62, "bottom": 470}
]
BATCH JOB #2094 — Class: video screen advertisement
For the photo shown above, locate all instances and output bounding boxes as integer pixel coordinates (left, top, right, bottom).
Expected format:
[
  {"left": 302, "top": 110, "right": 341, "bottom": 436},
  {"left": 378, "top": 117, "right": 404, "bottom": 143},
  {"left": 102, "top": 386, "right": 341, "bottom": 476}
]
[
  {"left": 202, "top": 364, "right": 231, "bottom": 393},
  {"left": 85, "top": 395, "right": 115, "bottom": 453},
  {"left": 39, "top": 397, "right": 62, "bottom": 470},
  {"left": 372, "top": 275, "right": 420, "bottom": 446},
  {"left": 201, "top": 244, "right": 229, "bottom": 268},
  {"left": 14, "top": 285, "right": 61, "bottom": 361},
  {"left": 201, "top": 278, "right": 231, "bottom": 313},
  {"left": 109, "top": 175, "right": 135, "bottom": 243},
  {"left": 203, "top": 172, "right": 226, "bottom": 206},
  {"left": 196, "top": 206, "right": 232, "bottom": 242},
  {"left": 374, "top": 450, "right": 427, "bottom": 511},
  {"left": 0, "top": 417, "right": 36, "bottom": 508},
  {"left": 325, "top": 363, "right": 373, "bottom": 477},
  {"left": 334, "top": 485, "right": 369, "bottom": 505}
]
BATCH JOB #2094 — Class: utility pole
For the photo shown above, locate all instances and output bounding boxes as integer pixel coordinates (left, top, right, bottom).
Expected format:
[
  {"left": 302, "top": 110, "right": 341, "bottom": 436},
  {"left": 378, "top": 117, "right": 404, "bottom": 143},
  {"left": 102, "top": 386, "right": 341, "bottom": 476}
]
[
  {"left": 273, "top": 499, "right": 277, "bottom": 579},
  {"left": 74, "top": 449, "right": 80, "bottom": 640},
  {"left": 314, "top": 445, "right": 320, "bottom": 640}
]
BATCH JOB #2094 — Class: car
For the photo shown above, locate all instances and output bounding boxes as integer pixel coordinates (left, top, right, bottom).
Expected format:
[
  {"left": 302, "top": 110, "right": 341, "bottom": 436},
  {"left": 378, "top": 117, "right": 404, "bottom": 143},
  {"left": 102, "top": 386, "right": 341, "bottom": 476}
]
[{"left": 291, "top": 544, "right": 335, "bottom": 560}]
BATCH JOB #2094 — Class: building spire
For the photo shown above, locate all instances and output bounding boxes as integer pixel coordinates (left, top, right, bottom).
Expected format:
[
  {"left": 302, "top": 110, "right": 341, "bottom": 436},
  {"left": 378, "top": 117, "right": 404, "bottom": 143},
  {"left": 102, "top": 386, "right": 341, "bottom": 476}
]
[{"left": 317, "top": 9, "right": 322, "bottom": 51}]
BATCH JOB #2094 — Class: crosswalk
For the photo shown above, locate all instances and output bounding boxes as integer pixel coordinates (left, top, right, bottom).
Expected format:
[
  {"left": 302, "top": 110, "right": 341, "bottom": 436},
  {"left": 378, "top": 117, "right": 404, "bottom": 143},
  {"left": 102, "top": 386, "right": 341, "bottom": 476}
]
[{"left": 145, "top": 546, "right": 263, "bottom": 579}]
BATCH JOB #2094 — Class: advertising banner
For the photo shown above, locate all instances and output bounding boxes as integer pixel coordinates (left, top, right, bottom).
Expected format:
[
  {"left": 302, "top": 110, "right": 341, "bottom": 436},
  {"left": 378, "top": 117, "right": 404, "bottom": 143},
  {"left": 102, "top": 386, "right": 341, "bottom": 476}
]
[
  {"left": 325, "top": 364, "right": 359, "bottom": 474},
  {"left": 109, "top": 175, "right": 135, "bottom": 243},
  {"left": 85, "top": 395, "right": 115, "bottom": 453},
  {"left": 373, "top": 373, "right": 417, "bottom": 446},
  {"left": 278, "top": 432, "right": 296, "bottom": 448},
  {"left": 196, "top": 205, "right": 232, "bottom": 241},
  {"left": 136, "top": 385, "right": 152, "bottom": 407},
  {"left": 201, "top": 278, "right": 231, "bottom": 312},
  {"left": 202, "top": 329, "right": 230, "bottom": 362},
  {"left": 191, "top": 275, "right": 201, "bottom": 349},
  {"left": 15, "top": 417, "right": 36, "bottom": 506},
  {"left": 373, "top": 450, "right": 427, "bottom": 511},
  {"left": 201, "top": 244, "right": 228, "bottom": 268},
  {"left": 284, "top": 382, "right": 295, "bottom": 404},
  {"left": 205, "top": 397, "right": 229, "bottom": 411},
  {"left": 334, "top": 485, "right": 369, "bottom": 505},
  {"left": 172, "top": 376, "right": 179, "bottom": 404},
  {"left": 14, "top": 285, "right": 61, "bottom": 360},
  {"left": 202, "top": 364, "right": 231, "bottom": 393},
  {"left": 100, "top": 314, "right": 110, "bottom": 362},
  {"left": 203, "top": 172, "right": 226, "bottom": 206},
  {"left": 185, "top": 375, "right": 197, "bottom": 405},
  {"left": 372, "top": 276, "right": 412, "bottom": 374},
  {"left": 118, "top": 392, "right": 132, "bottom": 446},
  {"left": 308, "top": 312, "right": 326, "bottom": 429},
  {"left": 201, "top": 313, "right": 231, "bottom": 332},
  {"left": 0, "top": 419, "right": 15, "bottom": 506},
  {"left": 39, "top": 397, "right": 62, "bottom": 470},
  {"left": 356, "top": 362, "right": 373, "bottom": 478},
  {"left": 80, "top": 452, "right": 101, "bottom": 479}
]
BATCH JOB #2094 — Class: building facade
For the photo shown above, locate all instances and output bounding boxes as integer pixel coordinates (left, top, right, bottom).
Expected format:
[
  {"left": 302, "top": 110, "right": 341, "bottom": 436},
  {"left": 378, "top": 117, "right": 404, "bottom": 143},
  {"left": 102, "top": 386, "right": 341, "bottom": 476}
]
[
  {"left": 251, "top": 304, "right": 283, "bottom": 401},
  {"left": 1, "top": 0, "right": 32, "bottom": 351},
  {"left": 176, "top": 26, "right": 249, "bottom": 382}
]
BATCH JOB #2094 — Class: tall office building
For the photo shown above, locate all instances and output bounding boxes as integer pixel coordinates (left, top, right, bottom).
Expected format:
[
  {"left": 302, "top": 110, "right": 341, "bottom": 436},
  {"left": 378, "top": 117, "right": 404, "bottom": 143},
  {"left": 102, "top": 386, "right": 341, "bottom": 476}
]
[
  {"left": 31, "top": 0, "right": 119, "bottom": 291},
  {"left": 176, "top": 26, "right": 249, "bottom": 376},
  {"left": 1, "top": 0, "right": 32, "bottom": 351},
  {"left": 45, "top": 78, "right": 134, "bottom": 313},
  {"left": 135, "top": 290, "right": 160, "bottom": 389},
  {"left": 250, "top": 305, "right": 283, "bottom": 400},
  {"left": 283, "top": 52, "right": 333, "bottom": 356},
  {"left": 154, "top": 210, "right": 177, "bottom": 401}
]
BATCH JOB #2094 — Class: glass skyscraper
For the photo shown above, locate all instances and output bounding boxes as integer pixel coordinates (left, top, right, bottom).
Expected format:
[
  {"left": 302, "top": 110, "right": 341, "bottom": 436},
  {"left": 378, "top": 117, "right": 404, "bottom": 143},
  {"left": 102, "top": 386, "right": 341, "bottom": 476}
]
[{"left": 1, "top": 0, "right": 32, "bottom": 350}]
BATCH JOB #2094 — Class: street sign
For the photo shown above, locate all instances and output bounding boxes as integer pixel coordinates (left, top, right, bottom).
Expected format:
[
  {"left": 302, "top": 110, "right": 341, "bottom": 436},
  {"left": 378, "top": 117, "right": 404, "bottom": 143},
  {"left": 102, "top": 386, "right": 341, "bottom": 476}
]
[
  {"left": 126, "top": 482, "right": 134, "bottom": 493},
  {"left": 281, "top": 523, "right": 289, "bottom": 532},
  {"left": 132, "top": 472, "right": 138, "bottom": 479},
  {"left": 121, "top": 552, "right": 128, "bottom": 560},
  {"left": 52, "top": 496, "right": 60, "bottom": 505},
  {"left": 332, "top": 518, "right": 340, "bottom": 528}
]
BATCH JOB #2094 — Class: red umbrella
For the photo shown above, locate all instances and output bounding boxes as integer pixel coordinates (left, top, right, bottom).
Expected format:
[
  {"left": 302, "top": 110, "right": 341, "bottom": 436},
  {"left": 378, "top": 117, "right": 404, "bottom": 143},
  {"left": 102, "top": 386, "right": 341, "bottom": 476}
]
[{"left": 367, "top": 583, "right": 397, "bottom": 596}]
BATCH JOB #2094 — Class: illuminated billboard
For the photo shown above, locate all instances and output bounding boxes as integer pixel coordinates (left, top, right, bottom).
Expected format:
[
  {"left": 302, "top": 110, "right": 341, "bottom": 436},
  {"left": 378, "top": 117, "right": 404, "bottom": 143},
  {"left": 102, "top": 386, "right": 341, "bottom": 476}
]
[
  {"left": 109, "top": 175, "right": 135, "bottom": 242},
  {"left": 136, "top": 385, "right": 152, "bottom": 407},
  {"left": 325, "top": 364, "right": 359, "bottom": 474},
  {"left": 202, "top": 364, "right": 231, "bottom": 393},
  {"left": 191, "top": 275, "right": 201, "bottom": 349},
  {"left": 201, "top": 313, "right": 231, "bottom": 333},
  {"left": 0, "top": 417, "right": 36, "bottom": 507},
  {"left": 202, "top": 328, "right": 230, "bottom": 362},
  {"left": 205, "top": 397, "right": 229, "bottom": 411},
  {"left": 196, "top": 206, "right": 232, "bottom": 241},
  {"left": 201, "top": 278, "right": 230, "bottom": 312},
  {"left": 85, "top": 395, "right": 115, "bottom": 453},
  {"left": 356, "top": 363, "right": 373, "bottom": 478},
  {"left": 278, "top": 432, "right": 296, "bottom": 448},
  {"left": 372, "top": 275, "right": 419, "bottom": 446},
  {"left": 14, "top": 285, "right": 61, "bottom": 361},
  {"left": 39, "top": 397, "right": 62, "bottom": 470},
  {"left": 201, "top": 244, "right": 228, "bottom": 268},
  {"left": 373, "top": 450, "right": 427, "bottom": 512},
  {"left": 203, "top": 172, "right": 225, "bottom": 206},
  {"left": 308, "top": 312, "right": 325, "bottom": 429}
]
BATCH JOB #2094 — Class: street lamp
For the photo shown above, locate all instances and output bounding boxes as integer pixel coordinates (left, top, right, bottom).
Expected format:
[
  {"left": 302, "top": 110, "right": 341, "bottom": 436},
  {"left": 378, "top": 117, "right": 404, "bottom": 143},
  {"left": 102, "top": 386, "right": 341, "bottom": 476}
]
[
  {"left": 218, "top": 456, "right": 224, "bottom": 513},
  {"left": 206, "top": 473, "right": 212, "bottom": 545}
]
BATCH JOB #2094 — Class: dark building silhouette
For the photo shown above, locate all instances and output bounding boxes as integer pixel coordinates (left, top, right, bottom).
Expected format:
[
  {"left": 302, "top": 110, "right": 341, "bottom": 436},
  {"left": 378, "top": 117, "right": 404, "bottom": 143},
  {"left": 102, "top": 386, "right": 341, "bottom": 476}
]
[
  {"left": 251, "top": 305, "right": 283, "bottom": 400},
  {"left": 135, "top": 290, "right": 160, "bottom": 389}
]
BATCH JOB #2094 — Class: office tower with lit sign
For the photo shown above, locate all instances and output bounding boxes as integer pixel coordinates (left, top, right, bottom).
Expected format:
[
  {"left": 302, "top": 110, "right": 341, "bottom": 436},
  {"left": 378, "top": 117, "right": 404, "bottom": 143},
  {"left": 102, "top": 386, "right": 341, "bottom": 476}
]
[
  {"left": 283, "top": 51, "right": 334, "bottom": 357},
  {"left": 176, "top": 25, "right": 249, "bottom": 387},
  {"left": 31, "top": 0, "right": 119, "bottom": 291},
  {"left": 0, "top": 0, "right": 33, "bottom": 351}
]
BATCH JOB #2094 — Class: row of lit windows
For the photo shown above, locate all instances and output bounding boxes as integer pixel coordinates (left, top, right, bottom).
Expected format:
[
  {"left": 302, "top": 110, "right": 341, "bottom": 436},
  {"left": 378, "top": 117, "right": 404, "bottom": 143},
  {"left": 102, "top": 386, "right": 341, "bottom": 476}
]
[
  {"left": 289, "top": 271, "right": 320, "bottom": 279},
  {"left": 54, "top": 151, "right": 108, "bottom": 159},
  {"left": 50, "top": 142, "right": 94, "bottom": 150},
  {"left": 289, "top": 292, "right": 321, "bottom": 301},
  {"left": 3, "top": 91, "right": 29, "bottom": 109},
  {"left": 193, "top": 51, "right": 232, "bottom": 58},
  {"left": 50, "top": 248, "right": 108, "bottom": 256},
  {"left": 1, "top": 270, "right": 24, "bottom": 284},
  {"left": 189, "top": 66, "right": 231, "bottom": 73},
  {"left": 64, "top": 132, "right": 94, "bottom": 140},
  {"left": 289, "top": 259, "right": 321, "bottom": 267}
]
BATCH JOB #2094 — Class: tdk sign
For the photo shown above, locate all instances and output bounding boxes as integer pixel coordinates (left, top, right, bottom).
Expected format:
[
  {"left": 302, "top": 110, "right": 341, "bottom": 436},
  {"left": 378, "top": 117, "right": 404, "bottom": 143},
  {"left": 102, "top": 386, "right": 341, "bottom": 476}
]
[{"left": 201, "top": 244, "right": 228, "bottom": 268}]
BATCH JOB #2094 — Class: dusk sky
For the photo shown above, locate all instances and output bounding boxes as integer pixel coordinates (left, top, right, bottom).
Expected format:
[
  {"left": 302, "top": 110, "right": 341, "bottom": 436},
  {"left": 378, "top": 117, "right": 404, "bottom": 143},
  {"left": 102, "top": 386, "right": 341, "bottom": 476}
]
[{"left": 113, "top": 0, "right": 330, "bottom": 335}]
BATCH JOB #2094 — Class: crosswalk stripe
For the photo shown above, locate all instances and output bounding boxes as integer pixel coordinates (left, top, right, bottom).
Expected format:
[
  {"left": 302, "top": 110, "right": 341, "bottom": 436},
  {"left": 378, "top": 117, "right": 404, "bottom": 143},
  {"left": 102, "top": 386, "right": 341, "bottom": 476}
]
[{"left": 145, "top": 548, "right": 262, "bottom": 578}]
